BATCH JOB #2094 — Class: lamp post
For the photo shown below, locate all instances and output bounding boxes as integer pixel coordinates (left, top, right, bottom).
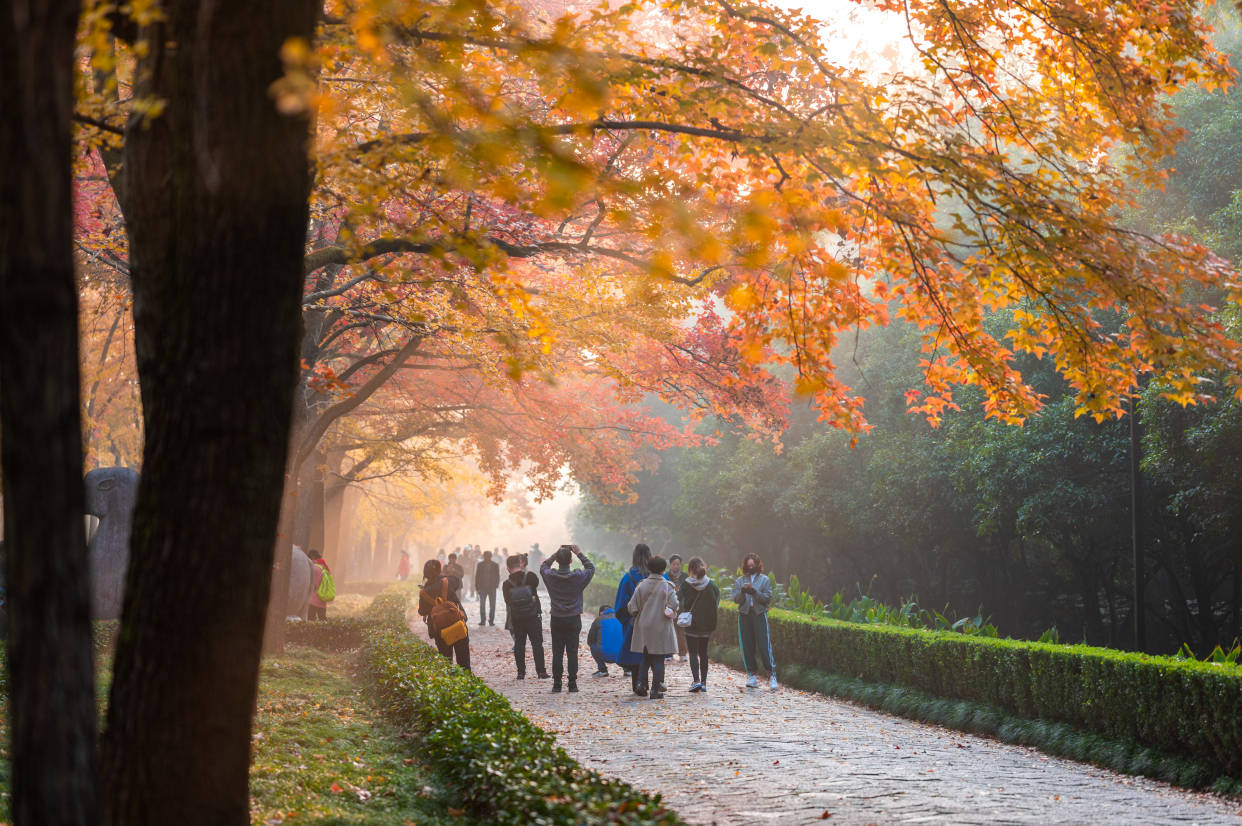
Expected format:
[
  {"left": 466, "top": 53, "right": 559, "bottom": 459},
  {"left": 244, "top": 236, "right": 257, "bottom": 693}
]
[{"left": 1130, "top": 386, "right": 1147, "bottom": 651}]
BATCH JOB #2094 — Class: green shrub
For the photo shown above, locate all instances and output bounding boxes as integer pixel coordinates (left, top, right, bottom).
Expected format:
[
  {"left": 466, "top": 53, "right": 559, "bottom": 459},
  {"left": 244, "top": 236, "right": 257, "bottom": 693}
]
[
  {"left": 284, "top": 583, "right": 416, "bottom": 651},
  {"left": 358, "top": 583, "right": 683, "bottom": 825}
]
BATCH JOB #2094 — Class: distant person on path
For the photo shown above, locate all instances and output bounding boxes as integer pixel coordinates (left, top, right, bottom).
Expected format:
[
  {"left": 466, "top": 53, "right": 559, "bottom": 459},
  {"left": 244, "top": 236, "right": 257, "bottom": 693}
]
[
  {"left": 396, "top": 549, "right": 411, "bottom": 581},
  {"left": 540, "top": 544, "right": 595, "bottom": 693},
  {"left": 627, "top": 555, "right": 679, "bottom": 700},
  {"left": 679, "top": 556, "right": 720, "bottom": 692},
  {"left": 444, "top": 552, "right": 465, "bottom": 586},
  {"left": 732, "top": 552, "right": 777, "bottom": 689},
  {"left": 307, "top": 549, "right": 333, "bottom": 621},
  {"left": 503, "top": 554, "right": 549, "bottom": 679},
  {"left": 668, "top": 554, "right": 689, "bottom": 662},
  {"left": 418, "top": 559, "right": 471, "bottom": 671},
  {"left": 475, "top": 549, "right": 501, "bottom": 626},
  {"left": 614, "top": 543, "right": 652, "bottom": 694},
  {"left": 587, "top": 605, "right": 621, "bottom": 677},
  {"left": 461, "top": 546, "right": 477, "bottom": 598}
]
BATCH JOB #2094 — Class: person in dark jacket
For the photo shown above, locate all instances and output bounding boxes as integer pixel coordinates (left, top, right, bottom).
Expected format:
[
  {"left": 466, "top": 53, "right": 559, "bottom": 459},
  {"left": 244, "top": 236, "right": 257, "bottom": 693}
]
[
  {"left": 614, "top": 543, "right": 652, "bottom": 695},
  {"left": 475, "top": 549, "right": 501, "bottom": 626},
  {"left": 668, "top": 554, "right": 689, "bottom": 662},
  {"left": 539, "top": 544, "right": 595, "bottom": 693},
  {"left": 502, "top": 554, "right": 548, "bottom": 679},
  {"left": 587, "top": 605, "right": 618, "bottom": 677},
  {"left": 679, "top": 556, "right": 720, "bottom": 692},
  {"left": 418, "top": 559, "right": 471, "bottom": 670}
]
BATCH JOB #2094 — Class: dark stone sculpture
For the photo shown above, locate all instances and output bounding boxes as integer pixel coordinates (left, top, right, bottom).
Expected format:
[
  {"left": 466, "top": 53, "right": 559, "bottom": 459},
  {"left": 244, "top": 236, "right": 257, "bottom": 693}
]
[
  {"left": 84, "top": 467, "right": 139, "bottom": 620},
  {"left": 287, "top": 545, "right": 314, "bottom": 620}
]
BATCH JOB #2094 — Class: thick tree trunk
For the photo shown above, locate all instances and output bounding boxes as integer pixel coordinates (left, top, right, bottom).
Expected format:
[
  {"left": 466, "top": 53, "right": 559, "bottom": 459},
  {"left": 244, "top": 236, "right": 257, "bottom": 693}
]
[
  {"left": 99, "top": 0, "right": 318, "bottom": 823},
  {"left": 0, "top": 1, "right": 97, "bottom": 823},
  {"left": 335, "top": 482, "right": 360, "bottom": 589},
  {"left": 322, "top": 451, "right": 346, "bottom": 566}
]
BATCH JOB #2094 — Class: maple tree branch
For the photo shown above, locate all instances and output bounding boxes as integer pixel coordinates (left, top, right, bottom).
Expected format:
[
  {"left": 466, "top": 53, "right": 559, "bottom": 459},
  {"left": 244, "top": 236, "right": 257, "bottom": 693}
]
[
  {"left": 292, "top": 332, "right": 426, "bottom": 473},
  {"left": 350, "top": 119, "right": 774, "bottom": 156},
  {"left": 73, "top": 113, "right": 126, "bottom": 136},
  {"left": 303, "top": 269, "right": 383, "bottom": 303}
]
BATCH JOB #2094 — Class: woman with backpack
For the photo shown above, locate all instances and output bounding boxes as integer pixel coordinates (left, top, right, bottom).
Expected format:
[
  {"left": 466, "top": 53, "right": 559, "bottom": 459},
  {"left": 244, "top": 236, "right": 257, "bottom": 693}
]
[
  {"left": 418, "top": 559, "right": 471, "bottom": 671},
  {"left": 613, "top": 543, "right": 652, "bottom": 695},
  {"left": 626, "top": 555, "right": 679, "bottom": 700},
  {"left": 678, "top": 556, "right": 720, "bottom": 692},
  {"left": 307, "top": 549, "right": 334, "bottom": 620}
]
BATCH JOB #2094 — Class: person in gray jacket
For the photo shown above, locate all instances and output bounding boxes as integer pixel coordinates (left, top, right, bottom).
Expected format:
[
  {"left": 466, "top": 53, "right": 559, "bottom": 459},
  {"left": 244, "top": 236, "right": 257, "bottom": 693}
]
[
  {"left": 539, "top": 544, "right": 595, "bottom": 693},
  {"left": 732, "top": 552, "right": 777, "bottom": 689},
  {"left": 628, "top": 555, "right": 679, "bottom": 700}
]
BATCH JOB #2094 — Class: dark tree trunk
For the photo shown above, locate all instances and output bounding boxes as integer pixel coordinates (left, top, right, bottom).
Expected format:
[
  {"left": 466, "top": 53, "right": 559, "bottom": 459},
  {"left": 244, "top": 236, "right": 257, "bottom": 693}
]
[
  {"left": 98, "top": 0, "right": 318, "bottom": 822},
  {"left": 0, "top": 2, "right": 97, "bottom": 823}
]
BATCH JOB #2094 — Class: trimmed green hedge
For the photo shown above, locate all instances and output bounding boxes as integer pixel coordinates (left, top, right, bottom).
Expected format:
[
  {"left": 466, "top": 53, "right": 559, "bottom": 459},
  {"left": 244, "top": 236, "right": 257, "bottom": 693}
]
[
  {"left": 360, "top": 586, "right": 684, "bottom": 825},
  {"left": 590, "top": 576, "right": 1242, "bottom": 786},
  {"left": 751, "top": 603, "right": 1242, "bottom": 779},
  {"left": 284, "top": 584, "right": 416, "bottom": 651}
]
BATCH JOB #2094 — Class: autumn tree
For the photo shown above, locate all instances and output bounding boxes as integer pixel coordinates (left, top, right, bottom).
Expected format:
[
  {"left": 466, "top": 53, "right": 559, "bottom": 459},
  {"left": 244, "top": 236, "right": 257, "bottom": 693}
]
[
  {"left": 82, "top": 0, "right": 321, "bottom": 824},
  {"left": 29, "top": 0, "right": 1242, "bottom": 817},
  {"left": 0, "top": 1, "right": 97, "bottom": 824}
]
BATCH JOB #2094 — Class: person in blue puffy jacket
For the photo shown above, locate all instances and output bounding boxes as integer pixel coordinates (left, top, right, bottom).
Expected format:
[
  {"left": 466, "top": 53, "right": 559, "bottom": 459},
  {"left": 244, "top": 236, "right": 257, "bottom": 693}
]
[
  {"left": 587, "top": 605, "right": 621, "bottom": 676},
  {"left": 613, "top": 543, "right": 652, "bottom": 694}
]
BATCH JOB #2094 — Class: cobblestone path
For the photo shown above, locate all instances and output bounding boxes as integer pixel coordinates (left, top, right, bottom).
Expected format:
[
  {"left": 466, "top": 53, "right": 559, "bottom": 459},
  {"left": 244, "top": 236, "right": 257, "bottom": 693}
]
[{"left": 456, "top": 599, "right": 1242, "bottom": 825}]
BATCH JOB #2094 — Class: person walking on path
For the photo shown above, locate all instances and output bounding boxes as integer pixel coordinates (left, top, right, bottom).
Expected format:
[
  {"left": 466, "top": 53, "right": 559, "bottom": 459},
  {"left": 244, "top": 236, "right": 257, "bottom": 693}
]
[
  {"left": 732, "top": 552, "right": 777, "bottom": 689},
  {"left": 679, "top": 556, "right": 720, "bottom": 692},
  {"left": 503, "top": 553, "right": 549, "bottom": 680},
  {"left": 444, "top": 552, "right": 465, "bottom": 586},
  {"left": 587, "top": 605, "right": 621, "bottom": 677},
  {"left": 539, "top": 543, "right": 595, "bottom": 693},
  {"left": 667, "top": 554, "right": 689, "bottom": 662},
  {"left": 395, "top": 549, "right": 411, "bottom": 581},
  {"left": 308, "top": 549, "right": 333, "bottom": 621},
  {"left": 418, "top": 559, "right": 471, "bottom": 671},
  {"left": 627, "top": 555, "right": 679, "bottom": 700},
  {"left": 614, "top": 543, "right": 652, "bottom": 695},
  {"left": 475, "top": 549, "right": 501, "bottom": 626}
]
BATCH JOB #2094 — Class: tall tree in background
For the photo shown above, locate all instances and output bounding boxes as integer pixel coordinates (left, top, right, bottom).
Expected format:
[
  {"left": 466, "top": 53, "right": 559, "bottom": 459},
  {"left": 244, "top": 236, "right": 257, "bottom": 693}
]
[
  {"left": 0, "top": 0, "right": 97, "bottom": 824},
  {"left": 96, "top": 0, "right": 319, "bottom": 822}
]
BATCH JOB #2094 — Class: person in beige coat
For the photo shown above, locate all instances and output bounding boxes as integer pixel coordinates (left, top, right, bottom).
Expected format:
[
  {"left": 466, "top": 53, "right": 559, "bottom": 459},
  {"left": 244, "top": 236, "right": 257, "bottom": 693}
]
[{"left": 627, "top": 555, "right": 679, "bottom": 700}]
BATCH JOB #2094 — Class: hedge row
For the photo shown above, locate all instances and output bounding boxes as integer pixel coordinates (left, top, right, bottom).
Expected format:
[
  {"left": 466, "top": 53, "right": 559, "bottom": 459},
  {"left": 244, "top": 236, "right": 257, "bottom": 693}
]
[
  {"left": 708, "top": 640, "right": 1242, "bottom": 794},
  {"left": 283, "top": 583, "right": 416, "bottom": 651},
  {"left": 590, "top": 577, "right": 1242, "bottom": 784},
  {"left": 753, "top": 603, "right": 1242, "bottom": 778},
  {"left": 359, "top": 586, "right": 684, "bottom": 825}
]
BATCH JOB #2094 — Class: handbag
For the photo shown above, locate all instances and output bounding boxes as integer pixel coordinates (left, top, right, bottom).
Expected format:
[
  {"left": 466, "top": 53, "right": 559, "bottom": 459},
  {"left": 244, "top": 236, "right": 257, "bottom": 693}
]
[{"left": 676, "top": 586, "right": 703, "bottom": 628}]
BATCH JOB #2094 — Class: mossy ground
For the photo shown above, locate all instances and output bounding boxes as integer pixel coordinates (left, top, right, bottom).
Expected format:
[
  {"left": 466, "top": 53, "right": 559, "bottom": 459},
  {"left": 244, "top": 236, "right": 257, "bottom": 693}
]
[
  {"left": 249, "top": 645, "right": 474, "bottom": 825},
  {"left": 0, "top": 599, "right": 472, "bottom": 825}
]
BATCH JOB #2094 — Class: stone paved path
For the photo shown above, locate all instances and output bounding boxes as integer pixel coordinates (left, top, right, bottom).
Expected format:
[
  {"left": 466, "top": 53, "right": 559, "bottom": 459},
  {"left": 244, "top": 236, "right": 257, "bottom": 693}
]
[{"left": 456, "top": 598, "right": 1242, "bottom": 825}]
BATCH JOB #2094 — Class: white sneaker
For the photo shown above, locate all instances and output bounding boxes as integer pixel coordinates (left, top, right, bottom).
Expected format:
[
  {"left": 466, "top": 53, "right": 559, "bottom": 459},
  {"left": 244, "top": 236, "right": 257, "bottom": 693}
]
[
  {"left": 745, "top": 674, "right": 759, "bottom": 688},
  {"left": 769, "top": 674, "right": 779, "bottom": 690}
]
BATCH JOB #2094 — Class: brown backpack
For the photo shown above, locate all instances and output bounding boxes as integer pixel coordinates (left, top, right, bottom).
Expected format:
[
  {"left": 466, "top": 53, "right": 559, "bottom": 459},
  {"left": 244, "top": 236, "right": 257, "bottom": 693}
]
[{"left": 425, "top": 581, "right": 468, "bottom": 643}]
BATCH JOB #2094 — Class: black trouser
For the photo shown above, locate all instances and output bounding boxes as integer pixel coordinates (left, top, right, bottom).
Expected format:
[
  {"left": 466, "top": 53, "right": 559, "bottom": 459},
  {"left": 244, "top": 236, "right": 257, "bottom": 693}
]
[
  {"left": 549, "top": 615, "right": 582, "bottom": 687},
  {"left": 641, "top": 648, "right": 666, "bottom": 694},
  {"left": 479, "top": 589, "right": 496, "bottom": 624},
  {"left": 687, "top": 634, "right": 710, "bottom": 684},
  {"left": 589, "top": 643, "right": 608, "bottom": 674},
  {"left": 308, "top": 604, "right": 326, "bottom": 621},
  {"left": 511, "top": 616, "right": 546, "bottom": 677},
  {"left": 434, "top": 636, "right": 471, "bottom": 671}
]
